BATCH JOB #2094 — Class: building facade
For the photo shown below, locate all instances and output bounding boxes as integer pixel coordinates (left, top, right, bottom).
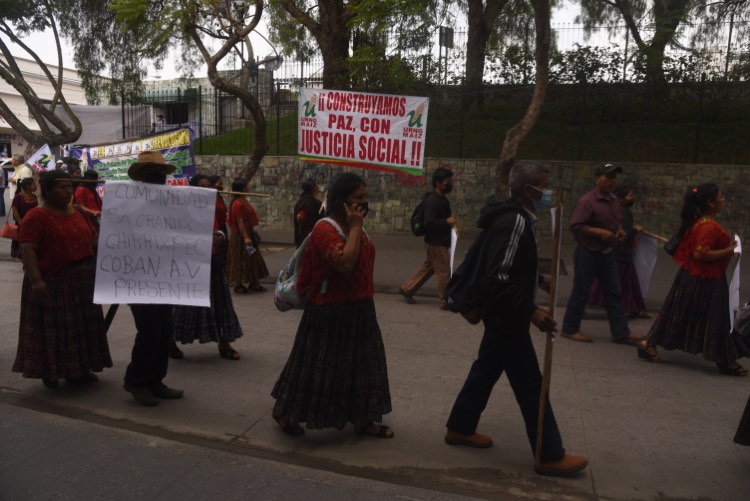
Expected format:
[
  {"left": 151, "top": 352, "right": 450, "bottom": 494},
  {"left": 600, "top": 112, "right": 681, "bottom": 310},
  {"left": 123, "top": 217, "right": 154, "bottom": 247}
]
[{"left": 0, "top": 56, "right": 88, "bottom": 158}]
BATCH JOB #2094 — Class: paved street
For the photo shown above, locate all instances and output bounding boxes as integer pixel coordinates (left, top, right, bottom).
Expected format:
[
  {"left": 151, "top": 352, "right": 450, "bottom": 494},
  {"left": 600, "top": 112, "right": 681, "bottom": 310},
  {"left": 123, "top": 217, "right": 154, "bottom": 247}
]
[{"left": 0, "top": 226, "right": 749, "bottom": 500}]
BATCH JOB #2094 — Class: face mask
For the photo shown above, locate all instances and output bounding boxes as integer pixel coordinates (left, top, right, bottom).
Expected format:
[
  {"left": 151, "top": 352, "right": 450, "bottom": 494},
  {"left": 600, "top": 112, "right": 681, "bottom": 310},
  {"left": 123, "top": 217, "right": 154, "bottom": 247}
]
[
  {"left": 141, "top": 171, "right": 167, "bottom": 185},
  {"left": 443, "top": 183, "right": 454, "bottom": 194},
  {"left": 533, "top": 188, "right": 554, "bottom": 212}
]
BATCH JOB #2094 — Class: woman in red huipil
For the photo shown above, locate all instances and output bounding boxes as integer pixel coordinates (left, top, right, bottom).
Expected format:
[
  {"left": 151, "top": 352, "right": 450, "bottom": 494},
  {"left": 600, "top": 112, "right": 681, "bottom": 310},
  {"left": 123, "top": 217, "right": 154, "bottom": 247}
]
[
  {"left": 10, "top": 177, "right": 39, "bottom": 259},
  {"left": 170, "top": 175, "right": 244, "bottom": 360},
  {"left": 226, "top": 179, "right": 268, "bottom": 293},
  {"left": 638, "top": 183, "right": 750, "bottom": 375},
  {"left": 13, "top": 170, "right": 111, "bottom": 388},
  {"left": 73, "top": 169, "right": 102, "bottom": 219},
  {"left": 271, "top": 173, "right": 393, "bottom": 438}
]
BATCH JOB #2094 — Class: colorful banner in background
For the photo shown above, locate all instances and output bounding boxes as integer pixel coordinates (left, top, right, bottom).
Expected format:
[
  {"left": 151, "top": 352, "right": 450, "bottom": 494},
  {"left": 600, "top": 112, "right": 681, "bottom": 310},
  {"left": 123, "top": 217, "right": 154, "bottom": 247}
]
[
  {"left": 69, "top": 128, "right": 196, "bottom": 186},
  {"left": 27, "top": 144, "right": 53, "bottom": 172},
  {"left": 298, "top": 88, "right": 429, "bottom": 175}
]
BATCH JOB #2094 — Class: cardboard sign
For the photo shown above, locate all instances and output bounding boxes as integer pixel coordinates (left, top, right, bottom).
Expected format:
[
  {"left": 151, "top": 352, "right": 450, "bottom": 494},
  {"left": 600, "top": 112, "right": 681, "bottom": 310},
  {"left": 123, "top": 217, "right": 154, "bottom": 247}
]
[{"left": 94, "top": 181, "right": 215, "bottom": 306}]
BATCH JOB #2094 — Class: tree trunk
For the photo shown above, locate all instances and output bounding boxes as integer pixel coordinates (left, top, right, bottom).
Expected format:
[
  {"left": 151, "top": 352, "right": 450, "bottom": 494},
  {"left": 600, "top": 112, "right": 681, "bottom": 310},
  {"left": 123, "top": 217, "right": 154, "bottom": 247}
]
[
  {"left": 465, "top": 1, "right": 489, "bottom": 110},
  {"left": 319, "top": 28, "right": 351, "bottom": 89},
  {"left": 496, "top": 0, "right": 551, "bottom": 198},
  {"left": 464, "top": 0, "right": 510, "bottom": 110},
  {"left": 207, "top": 66, "right": 268, "bottom": 183},
  {"left": 318, "top": 1, "right": 351, "bottom": 89},
  {"left": 279, "top": 0, "right": 353, "bottom": 90},
  {"left": 644, "top": 43, "right": 669, "bottom": 103}
]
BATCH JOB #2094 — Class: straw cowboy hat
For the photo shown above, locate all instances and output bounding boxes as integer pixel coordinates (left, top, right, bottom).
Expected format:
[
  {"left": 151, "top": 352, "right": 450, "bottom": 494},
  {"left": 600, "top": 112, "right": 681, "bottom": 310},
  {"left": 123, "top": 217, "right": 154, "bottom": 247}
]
[{"left": 128, "top": 150, "right": 176, "bottom": 180}]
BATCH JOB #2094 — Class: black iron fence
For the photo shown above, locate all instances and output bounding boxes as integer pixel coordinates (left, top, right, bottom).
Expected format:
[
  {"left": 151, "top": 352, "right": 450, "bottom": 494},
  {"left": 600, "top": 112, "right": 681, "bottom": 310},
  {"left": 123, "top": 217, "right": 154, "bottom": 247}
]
[{"left": 122, "top": 76, "right": 750, "bottom": 165}]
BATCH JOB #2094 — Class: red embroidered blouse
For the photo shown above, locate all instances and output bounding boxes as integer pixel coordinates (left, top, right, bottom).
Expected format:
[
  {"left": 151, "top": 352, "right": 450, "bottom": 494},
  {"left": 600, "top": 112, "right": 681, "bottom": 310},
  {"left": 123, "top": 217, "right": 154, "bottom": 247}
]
[
  {"left": 18, "top": 207, "right": 96, "bottom": 278},
  {"left": 297, "top": 220, "right": 375, "bottom": 305},
  {"left": 674, "top": 217, "right": 732, "bottom": 279},
  {"left": 74, "top": 186, "right": 102, "bottom": 213},
  {"left": 215, "top": 195, "right": 227, "bottom": 231},
  {"left": 228, "top": 198, "right": 259, "bottom": 233}
]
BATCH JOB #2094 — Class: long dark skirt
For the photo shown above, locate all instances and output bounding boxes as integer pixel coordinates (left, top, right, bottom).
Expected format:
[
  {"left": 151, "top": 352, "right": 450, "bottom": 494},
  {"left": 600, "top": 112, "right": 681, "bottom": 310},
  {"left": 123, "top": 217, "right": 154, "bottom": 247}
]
[
  {"left": 172, "top": 255, "right": 243, "bottom": 344},
  {"left": 735, "top": 394, "right": 750, "bottom": 446},
  {"left": 646, "top": 267, "right": 750, "bottom": 364},
  {"left": 227, "top": 231, "right": 269, "bottom": 286},
  {"left": 271, "top": 299, "right": 392, "bottom": 430},
  {"left": 13, "top": 258, "right": 112, "bottom": 381},
  {"left": 10, "top": 239, "right": 20, "bottom": 259},
  {"left": 588, "top": 260, "right": 646, "bottom": 315}
]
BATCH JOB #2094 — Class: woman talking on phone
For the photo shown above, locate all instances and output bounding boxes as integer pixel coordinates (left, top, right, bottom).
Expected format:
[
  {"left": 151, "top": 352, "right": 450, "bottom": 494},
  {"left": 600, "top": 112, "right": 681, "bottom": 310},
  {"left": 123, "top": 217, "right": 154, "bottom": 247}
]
[{"left": 271, "top": 172, "right": 393, "bottom": 438}]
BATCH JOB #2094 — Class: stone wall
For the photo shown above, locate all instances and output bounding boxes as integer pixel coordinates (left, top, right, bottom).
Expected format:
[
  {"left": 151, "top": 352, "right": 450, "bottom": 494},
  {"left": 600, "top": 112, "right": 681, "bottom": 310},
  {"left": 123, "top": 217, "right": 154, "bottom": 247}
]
[{"left": 196, "top": 155, "right": 750, "bottom": 243}]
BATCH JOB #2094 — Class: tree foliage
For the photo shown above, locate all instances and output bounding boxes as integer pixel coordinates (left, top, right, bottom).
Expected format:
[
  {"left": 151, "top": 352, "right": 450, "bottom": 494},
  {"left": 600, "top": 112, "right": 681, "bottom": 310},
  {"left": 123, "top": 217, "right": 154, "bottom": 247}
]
[
  {"left": 0, "top": 0, "right": 82, "bottom": 149},
  {"left": 268, "top": 0, "right": 442, "bottom": 89},
  {"left": 109, "top": 0, "right": 270, "bottom": 180},
  {"left": 577, "top": 0, "right": 696, "bottom": 100}
]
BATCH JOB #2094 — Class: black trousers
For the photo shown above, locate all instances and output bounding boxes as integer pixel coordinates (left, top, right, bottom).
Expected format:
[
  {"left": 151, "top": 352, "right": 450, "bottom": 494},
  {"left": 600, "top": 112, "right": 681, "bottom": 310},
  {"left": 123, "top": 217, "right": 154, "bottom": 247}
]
[
  {"left": 124, "top": 304, "right": 171, "bottom": 388},
  {"left": 446, "top": 324, "right": 565, "bottom": 463}
]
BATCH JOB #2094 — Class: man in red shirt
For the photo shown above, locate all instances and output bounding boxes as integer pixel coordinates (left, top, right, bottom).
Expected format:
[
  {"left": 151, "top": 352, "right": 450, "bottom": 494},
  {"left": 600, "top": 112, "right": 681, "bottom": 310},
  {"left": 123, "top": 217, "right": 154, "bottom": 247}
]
[{"left": 561, "top": 164, "right": 642, "bottom": 344}]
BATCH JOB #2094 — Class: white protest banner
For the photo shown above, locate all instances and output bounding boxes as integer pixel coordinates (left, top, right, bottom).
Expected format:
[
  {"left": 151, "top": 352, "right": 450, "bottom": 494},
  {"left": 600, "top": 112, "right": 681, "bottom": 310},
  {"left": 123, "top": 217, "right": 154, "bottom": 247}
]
[
  {"left": 728, "top": 234, "right": 742, "bottom": 332},
  {"left": 298, "top": 88, "right": 429, "bottom": 175},
  {"left": 94, "top": 181, "right": 215, "bottom": 306},
  {"left": 27, "top": 144, "right": 53, "bottom": 172},
  {"left": 450, "top": 227, "right": 458, "bottom": 276},
  {"left": 69, "top": 128, "right": 196, "bottom": 185},
  {"left": 550, "top": 206, "right": 564, "bottom": 321},
  {"left": 633, "top": 233, "right": 658, "bottom": 298}
]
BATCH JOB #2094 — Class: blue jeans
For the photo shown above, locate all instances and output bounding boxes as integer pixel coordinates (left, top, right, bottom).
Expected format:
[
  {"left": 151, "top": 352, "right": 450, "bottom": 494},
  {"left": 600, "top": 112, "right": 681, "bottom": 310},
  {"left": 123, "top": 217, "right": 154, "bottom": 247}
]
[{"left": 562, "top": 245, "right": 630, "bottom": 339}]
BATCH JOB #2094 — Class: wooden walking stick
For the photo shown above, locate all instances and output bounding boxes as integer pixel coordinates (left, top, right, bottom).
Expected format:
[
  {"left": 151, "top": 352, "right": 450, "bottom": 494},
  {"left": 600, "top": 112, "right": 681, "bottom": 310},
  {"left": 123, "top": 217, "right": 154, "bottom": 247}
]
[{"left": 534, "top": 188, "right": 564, "bottom": 467}]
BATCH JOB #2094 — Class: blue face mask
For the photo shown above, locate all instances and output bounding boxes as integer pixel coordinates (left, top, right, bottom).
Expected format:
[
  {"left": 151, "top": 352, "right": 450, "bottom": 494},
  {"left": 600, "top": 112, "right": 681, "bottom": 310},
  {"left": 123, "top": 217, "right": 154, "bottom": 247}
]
[{"left": 528, "top": 186, "right": 554, "bottom": 212}]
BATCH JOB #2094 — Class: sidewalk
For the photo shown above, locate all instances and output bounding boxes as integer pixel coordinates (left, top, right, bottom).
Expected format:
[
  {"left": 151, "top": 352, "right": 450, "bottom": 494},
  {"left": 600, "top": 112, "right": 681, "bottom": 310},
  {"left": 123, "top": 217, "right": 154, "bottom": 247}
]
[{"left": 0, "top": 230, "right": 749, "bottom": 500}]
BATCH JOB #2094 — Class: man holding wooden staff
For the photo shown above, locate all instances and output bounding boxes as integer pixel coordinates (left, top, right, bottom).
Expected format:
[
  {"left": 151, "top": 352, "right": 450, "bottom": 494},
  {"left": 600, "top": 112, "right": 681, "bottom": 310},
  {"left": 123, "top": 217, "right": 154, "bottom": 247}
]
[{"left": 444, "top": 162, "right": 588, "bottom": 476}]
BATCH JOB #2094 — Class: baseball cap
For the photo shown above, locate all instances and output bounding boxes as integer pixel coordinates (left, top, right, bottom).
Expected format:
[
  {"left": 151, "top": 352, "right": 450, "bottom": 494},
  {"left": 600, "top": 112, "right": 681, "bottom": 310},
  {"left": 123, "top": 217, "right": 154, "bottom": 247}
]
[{"left": 594, "top": 163, "right": 622, "bottom": 176}]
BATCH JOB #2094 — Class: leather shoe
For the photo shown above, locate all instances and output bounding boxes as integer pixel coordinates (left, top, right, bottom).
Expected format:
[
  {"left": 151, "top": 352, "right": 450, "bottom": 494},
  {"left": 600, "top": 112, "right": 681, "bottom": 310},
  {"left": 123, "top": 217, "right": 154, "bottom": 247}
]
[
  {"left": 444, "top": 429, "right": 493, "bottom": 448},
  {"left": 123, "top": 383, "right": 159, "bottom": 406},
  {"left": 150, "top": 383, "right": 184, "bottom": 399},
  {"left": 561, "top": 331, "right": 593, "bottom": 343},
  {"left": 399, "top": 288, "right": 417, "bottom": 305},
  {"left": 535, "top": 454, "right": 589, "bottom": 476}
]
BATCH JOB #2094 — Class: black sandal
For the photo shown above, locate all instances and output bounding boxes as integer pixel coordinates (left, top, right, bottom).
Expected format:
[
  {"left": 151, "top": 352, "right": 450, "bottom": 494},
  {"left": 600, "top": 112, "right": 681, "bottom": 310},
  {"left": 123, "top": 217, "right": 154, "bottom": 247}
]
[
  {"left": 219, "top": 345, "right": 240, "bottom": 360},
  {"left": 637, "top": 344, "right": 662, "bottom": 363},
  {"left": 234, "top": 285, "right": 249, "bottom": 294},
  {"left": 717, "top": 363, "right": 748, "bottom": 376},
  {"left": 42, "top": 378, "right": 58, "bottom": 389},
  {"left": 273, "top": 416, "right": 305, "bottom": 436},
  {"left": 358, "top": 422, "right": 394, "bottom": 439}
]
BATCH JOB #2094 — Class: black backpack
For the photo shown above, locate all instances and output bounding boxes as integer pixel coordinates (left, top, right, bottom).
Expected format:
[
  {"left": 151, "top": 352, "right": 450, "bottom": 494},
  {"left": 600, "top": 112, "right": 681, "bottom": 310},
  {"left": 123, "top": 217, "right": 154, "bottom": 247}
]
[
  {"left": 445, "top": 207, "right": 520, "bottom": 324},
  {"left": 445, "top": 229, "right": 496, "bottom": 324},
  {"left": 410, "top": 193, "right": 430, "bottom": 236}
]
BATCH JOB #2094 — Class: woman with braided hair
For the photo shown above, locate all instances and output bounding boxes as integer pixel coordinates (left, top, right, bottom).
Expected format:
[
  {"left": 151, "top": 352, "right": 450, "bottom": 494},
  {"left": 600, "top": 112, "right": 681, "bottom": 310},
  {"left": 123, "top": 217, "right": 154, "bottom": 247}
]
[{"left": 638, "top": 183, "right": 750, "bottom": 375}]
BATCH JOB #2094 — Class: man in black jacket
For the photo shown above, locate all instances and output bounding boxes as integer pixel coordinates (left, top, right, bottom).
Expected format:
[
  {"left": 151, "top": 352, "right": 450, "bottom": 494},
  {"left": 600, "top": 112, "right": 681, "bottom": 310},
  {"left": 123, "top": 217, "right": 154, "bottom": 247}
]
[
  {"left": 399, "top": 167, "right": 456, "bottom": 309},
  {"left": 444, "top": 161, "right": 588, "bottom": 477}
]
